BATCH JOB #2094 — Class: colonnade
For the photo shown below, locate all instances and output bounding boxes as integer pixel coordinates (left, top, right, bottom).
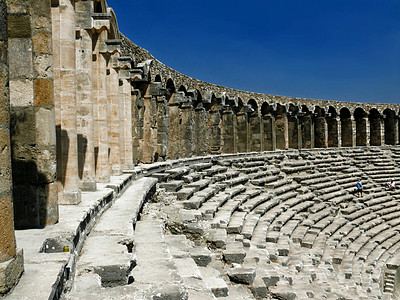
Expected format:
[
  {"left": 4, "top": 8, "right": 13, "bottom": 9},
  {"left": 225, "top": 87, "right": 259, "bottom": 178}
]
[{"left": 131, "top": 89, "right": 400, "bottom": 164}]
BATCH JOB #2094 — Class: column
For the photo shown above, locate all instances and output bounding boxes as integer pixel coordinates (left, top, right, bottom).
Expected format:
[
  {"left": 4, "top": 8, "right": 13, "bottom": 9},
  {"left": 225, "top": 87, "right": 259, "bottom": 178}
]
[
  {"left": 180, "top": 101, "right": 194, "bottom": 158},
  {"left": 76, "top": 27, "right": 96, "bottom": 191},
  {"left": 142, "top": 95, "right": 155, "bottom": 163},
  {"left": 208, "top": 106, "right": 222, "bottom": 154},
  {"left": 221, "top": 108, "right": 235, "bottom": 153},
  {"left": 351, "top": 116, "right": 357, "bottom": 147},
  {"left": 121, "top": 77, "right": 134, "bottom": 169},
  {"left": 275, "top": 114, "right": 288, "bottom": 150},
  {"left": 93, "top": 36, "right": 110, "bottom": 182},
  {"left": 131, "top": 90, "right": 143, "bottom": 164},
  {"left": 288, "top": 115, "right": 299, "bottom": 149},
  {"left": 107, "top": 58, "right": 122, "bottom": 174},
  {"left": 0, "top": 4, "right": 23, "bottom": 292},
  {"left": 57, "top": 0, "right": 81, "bottom": 203},
  {"left": 194, "top": 106, "right": 208, "bottom": 156},
  {"left": 236, "top": 111, "right": 248, "bottom": 153},
  {"left": 297, "top": 116, "right": 303, "bottom": 149},
  {"left": 314, "top": 116, "right": 327, "bottom": 148},
  {"left": 262, "top": 114, "right": 275, "bottom": 151},
  {"left": 167, "top": 93, "right": 181, "bottom": 159},
  {"left": 156, "top": 96, "right": 169, "bottom": 161},
  {"left": 380, "top": 117, "right": 385, "bottom": 146},
  {"left": 336, "top": 117, "right": 342, "bottom": 147},
  {"left": 249, "top": 113, "right": 261, "bottom": 152}
]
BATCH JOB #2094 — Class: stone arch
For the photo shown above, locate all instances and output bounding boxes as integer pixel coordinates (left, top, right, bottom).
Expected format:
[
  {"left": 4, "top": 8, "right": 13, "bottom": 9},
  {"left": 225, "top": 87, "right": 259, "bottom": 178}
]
[
  {"left": 340, "top": 108, "right": 352, "bottom": 147},
  {"left": 354, "top": 107, "right": 367, "bottom": 146},
  {"left": 108, "top": 8, "right": 120, "bottom": 40},
  {"left": 178, "top": 85, "right": 187, "bottom": 93},
  {"left": 154, "top": 74, "right": 162, "bottom": 82},
  {"left": 327, "top": 106, "right": 338, "bottom": 147},
  {"left": 369, "top": 108, "right": 382, "bottom": 146},
  {"left": 166, "top": 78, "right": 175, "bottom": 101},
  {"left": 383, "top": 108, "right": 396, "bottom": 145},
  {"left": 313, "top": 106, "right": 327, "bottom": 148},
  {"left": 94, "top": 0, "right": 107, "bottom": 13}
]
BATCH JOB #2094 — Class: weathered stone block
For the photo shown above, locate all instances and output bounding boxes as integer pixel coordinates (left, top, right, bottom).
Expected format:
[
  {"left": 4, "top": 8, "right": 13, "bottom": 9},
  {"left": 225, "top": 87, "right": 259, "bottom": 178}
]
[
  {"left": 0, "top": 194, "right": 16, "bottom": 261},
  {"left": 0, "top": 129, "right": 12, "bottom": 195},
  {"left": 227, "top": 267, "right": 256, "bottom": 285},
  {"left": 0, "top": 73, "right": 9, "bottom": 124},
  {"left": 8, "top": 38, "right": 33, "bottom": 80},
  {"left": 0, "top": 249, "right": 23, "bottom": 295},
  {"left": 10, "top": 107, "right": 36, "bottom": 145},
  {"left": 10, "top": 79, "right": 34, "bottom": 106},
  {"left": 7, "top": 14, "right": 31, "bottom": 38},
  {"left": 31, "top": 0, "right": 51, "bottom": 17},
  {"left": 34, "top": 53, "right": 52, "bottom": 78},
  {"left": 223, "top": 242, "right": 246, "bottom": 263},
  {"left": 59, "top": 190, "right": 81, "bottom": 205},
  {"left": 32, "top": 32, "right": 52, "bottom": 53},
  {"left": 34, "top": 78, "right": 54, "bottom": 106},
  {"left": 31, "top": 16, "right": 51, "bottom": 32},
  {"left": 5, "top": 0, "right": 30, "bottom": 14},
  {"left": 35, "top": 148, "right": 57, "bottom": 182}
]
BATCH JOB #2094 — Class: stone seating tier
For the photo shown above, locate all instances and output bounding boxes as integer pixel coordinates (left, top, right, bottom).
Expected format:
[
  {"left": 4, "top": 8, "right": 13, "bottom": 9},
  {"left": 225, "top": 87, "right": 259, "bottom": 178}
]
[{"left": 53, "top": 148, "right": 400, "bottom": 299}]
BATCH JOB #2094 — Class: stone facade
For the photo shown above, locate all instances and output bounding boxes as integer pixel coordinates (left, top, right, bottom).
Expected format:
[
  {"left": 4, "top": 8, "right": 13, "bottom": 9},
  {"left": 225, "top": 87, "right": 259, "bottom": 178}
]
[{"left": 0, "top": 0, "right": 400, "bottom": 295}]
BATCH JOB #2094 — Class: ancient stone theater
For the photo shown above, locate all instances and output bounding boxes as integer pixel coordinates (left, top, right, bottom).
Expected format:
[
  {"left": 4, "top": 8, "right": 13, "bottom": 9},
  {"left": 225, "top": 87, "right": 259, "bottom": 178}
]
[{"left": 1, "top": 0, "right": 400, "bottom": 299}]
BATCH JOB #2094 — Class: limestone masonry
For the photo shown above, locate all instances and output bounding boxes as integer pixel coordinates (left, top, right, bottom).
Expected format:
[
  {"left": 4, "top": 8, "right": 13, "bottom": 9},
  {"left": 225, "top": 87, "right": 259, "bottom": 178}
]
[{"left": 1, "top": 0, "right": 400, "bottom": 299}]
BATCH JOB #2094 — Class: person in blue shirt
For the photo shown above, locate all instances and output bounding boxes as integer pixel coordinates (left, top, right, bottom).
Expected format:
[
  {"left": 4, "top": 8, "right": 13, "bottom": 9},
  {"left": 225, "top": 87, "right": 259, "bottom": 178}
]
[{"left": 356, "top": 179, "right": 362, "bottom": 197}]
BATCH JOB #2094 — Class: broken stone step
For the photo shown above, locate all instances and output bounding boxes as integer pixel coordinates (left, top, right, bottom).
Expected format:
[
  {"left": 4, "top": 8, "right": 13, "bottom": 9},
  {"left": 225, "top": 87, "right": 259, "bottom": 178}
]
[
  {"left": 227, "top": 267, "right": 256, "bottom": 285},
  {"left": 207, "top": 228, "right": 227, "bottom": 249},
  {"left": 189, "top": 247, "right": 213, "bottom": 267},
  {"left": 227, "top": 211, "right": 247, "bottom": 234},
  {"left": 199, "top": 267, "right": 229, "bottom": 297},
  {"left": 165, "top": 167, "right": 191, "bottom": 179},
  {"left": 176, "top": 187, "right": 197, "bottom": 201},
  {"left": 182, "top": 195, "right": 206, "bottom": 209},
  {"left": 159, "top": 180, "right": 184, "bottom": 192},
  {"left": 223, "top": 242, "right": 246, "bottom": 264},
  {"left": 186, "top": 179, "right": 211, "bottom": 192}
]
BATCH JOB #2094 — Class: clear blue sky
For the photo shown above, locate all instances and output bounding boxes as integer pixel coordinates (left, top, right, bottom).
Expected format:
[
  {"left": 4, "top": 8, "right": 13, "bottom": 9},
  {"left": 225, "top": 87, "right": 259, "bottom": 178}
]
[{"left": 110, "top": 0, "right": 400, "bottom": 104}]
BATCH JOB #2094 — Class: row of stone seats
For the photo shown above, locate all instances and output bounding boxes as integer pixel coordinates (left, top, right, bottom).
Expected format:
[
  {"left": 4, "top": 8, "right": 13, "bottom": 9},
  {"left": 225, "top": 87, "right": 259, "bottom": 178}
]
[{"left": 125, "top": 148, "right": 400, "bottom": 299}]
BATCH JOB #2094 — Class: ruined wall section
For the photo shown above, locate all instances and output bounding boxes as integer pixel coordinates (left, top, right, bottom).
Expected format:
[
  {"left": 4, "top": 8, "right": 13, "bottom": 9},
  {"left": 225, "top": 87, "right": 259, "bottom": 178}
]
[{"left": 120, "top": 34, "right": 399, "bottom": 115}]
